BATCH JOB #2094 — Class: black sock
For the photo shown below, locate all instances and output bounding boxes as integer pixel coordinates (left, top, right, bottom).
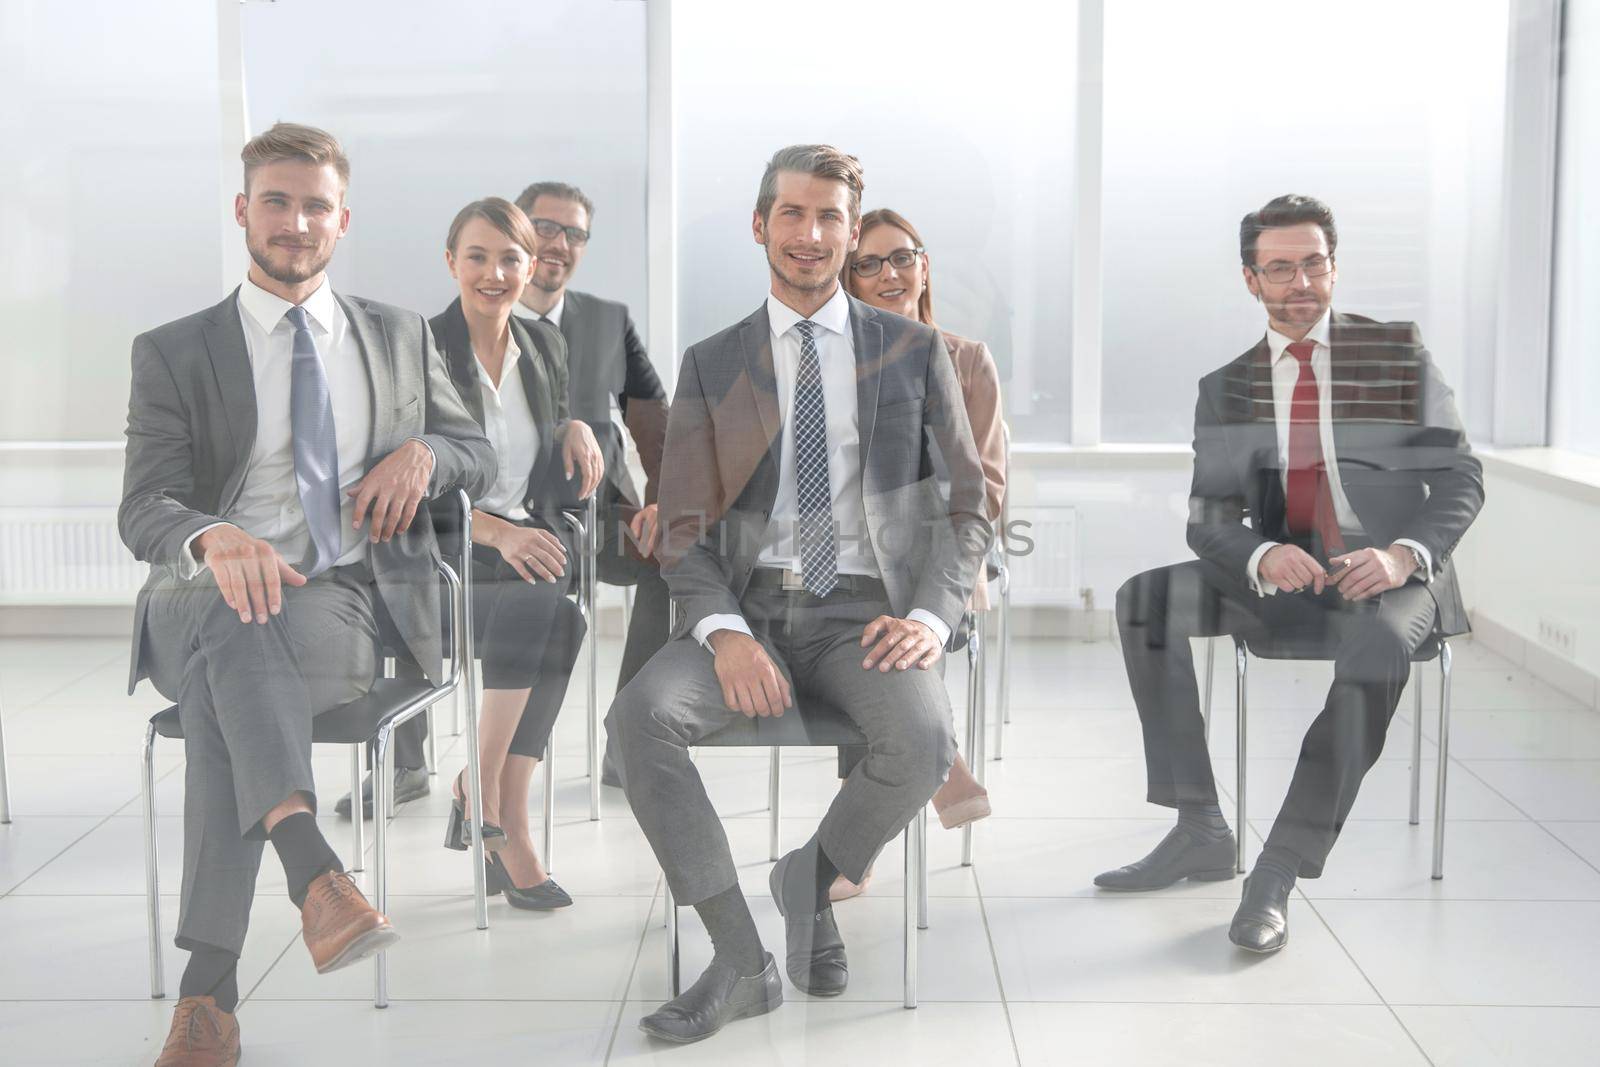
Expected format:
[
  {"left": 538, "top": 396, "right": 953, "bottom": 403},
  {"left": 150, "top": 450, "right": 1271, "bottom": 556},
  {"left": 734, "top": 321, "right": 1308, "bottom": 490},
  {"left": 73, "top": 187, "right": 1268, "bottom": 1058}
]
[
  {"left": 1177, "top": 802, "right": 1231, "bottom": 840},
  {"left": 693, "top": 884, "right": 766, "bottom": 978},
  {"left": 780, "top": 835, "right": 841, "bottom": 915},
  {"left": 1254, "top": 845, "right": 1301, "bottom": 887},
  {"left": 268, "top": 811, "right": 343, "bottom": 909},
  {"left": 179, "top": 945, "right": 239, "bottom": 1013}
]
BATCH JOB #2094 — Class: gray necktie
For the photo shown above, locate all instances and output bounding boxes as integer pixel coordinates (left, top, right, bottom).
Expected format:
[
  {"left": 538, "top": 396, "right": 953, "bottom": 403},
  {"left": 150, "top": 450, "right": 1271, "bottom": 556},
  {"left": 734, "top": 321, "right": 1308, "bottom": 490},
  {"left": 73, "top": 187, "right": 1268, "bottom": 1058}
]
[
  {"left": 793, "top": 320, "right": 837, "bottom": 597},
  {"left": 286, "top": 305, "right": 342, "bottom": 576}
]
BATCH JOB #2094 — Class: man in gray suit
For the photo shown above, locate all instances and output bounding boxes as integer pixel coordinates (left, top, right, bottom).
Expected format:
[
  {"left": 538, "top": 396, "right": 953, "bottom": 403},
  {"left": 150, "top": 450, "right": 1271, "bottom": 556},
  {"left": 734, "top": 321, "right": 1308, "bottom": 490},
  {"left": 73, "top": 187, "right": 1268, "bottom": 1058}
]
[
  {"left": 613, "top": 145, "right": 990, "bottom": 1043},
  {"left": 121, "top": 123, "right": 494, "bottom": 1067},
  {"left": 511, "top": 181, "right": 671, "bottom": 784},
  {"left": 1098, "top": 195, "right": 1483, "bottom": 956}
]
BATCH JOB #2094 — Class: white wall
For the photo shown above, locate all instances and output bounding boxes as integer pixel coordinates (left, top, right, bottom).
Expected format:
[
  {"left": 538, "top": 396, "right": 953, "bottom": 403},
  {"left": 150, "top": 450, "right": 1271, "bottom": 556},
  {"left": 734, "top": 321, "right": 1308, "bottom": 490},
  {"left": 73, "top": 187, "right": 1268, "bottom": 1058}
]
[
  {"left": 1099, "top": 0, "right": 1509, "bottom": 443},
  {"left": 671, "top": 0, "right": 1077, "bottom": 442}
]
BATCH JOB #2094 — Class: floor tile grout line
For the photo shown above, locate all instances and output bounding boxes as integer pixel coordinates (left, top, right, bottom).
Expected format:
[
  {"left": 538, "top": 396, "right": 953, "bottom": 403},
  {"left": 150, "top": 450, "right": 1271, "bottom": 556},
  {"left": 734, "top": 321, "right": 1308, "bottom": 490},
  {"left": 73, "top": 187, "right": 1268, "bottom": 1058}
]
[
  {"left": 969, "top": 864, "right": 1026, "bottom": 1067},
  {"left": 238, "top": 928, "right": 304, "bottom": 1008},
  {"left": 1296, "top": 891, "right": 1437, "bottom": 1066},
  {"left": 601, "top": 874, "right": 661, "bottom": 1065}
]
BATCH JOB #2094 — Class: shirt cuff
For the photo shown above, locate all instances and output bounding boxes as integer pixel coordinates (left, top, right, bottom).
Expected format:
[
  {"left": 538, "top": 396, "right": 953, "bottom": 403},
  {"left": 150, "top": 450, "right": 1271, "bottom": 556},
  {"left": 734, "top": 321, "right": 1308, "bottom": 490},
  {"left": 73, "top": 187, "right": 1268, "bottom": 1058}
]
[
  {"left": 1246, "top": 541, "right": 1279, "bottom": 598},
  {"left": 694, "top": 613, "right": 751, "bottom": 651},
  {"left": 1393, "top": 538, "right": 1433, "bottom": 583},
  {"left": 178, "top": 522, "right": 233, "bottom": 580},
  {"left": 908, "top": 609, "right": 952, "bottom": 649}
]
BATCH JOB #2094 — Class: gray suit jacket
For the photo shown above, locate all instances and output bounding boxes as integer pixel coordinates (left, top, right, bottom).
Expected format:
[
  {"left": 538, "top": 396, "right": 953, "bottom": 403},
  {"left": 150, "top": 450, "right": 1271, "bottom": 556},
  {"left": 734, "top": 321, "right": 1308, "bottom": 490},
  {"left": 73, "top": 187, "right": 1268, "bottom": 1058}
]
[
  {"left": 119, "top": 288, "right": 496, "bottom": 690},
  {"left": 658, "top": 294, "right": 992, "bottom": 641},
  {"left": 1187, "top": 312, "right": 1483, "bottom": 636},
  {"left": 559, "top": 289, "right": 668, "bottom": 507}
]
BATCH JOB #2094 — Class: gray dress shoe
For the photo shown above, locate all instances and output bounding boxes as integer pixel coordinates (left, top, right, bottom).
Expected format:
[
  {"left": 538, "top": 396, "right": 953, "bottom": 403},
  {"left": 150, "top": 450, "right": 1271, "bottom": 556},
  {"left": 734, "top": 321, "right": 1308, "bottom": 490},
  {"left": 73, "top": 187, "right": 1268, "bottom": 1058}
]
[
  {"left": 1229, "top": 870, "right": 1292, "bottom": 953},
  {"left": 1093, "top": 825, "right": 1237, "bottom": 891},
  {"left": 334, "top": 766, "right": 430, "bottom": 819},
  {"left": 638, "top": 954, "right": 783, "bottom": 1043},
  {"left": 769, "top": 849, "right": 848, "bottom": 996}
]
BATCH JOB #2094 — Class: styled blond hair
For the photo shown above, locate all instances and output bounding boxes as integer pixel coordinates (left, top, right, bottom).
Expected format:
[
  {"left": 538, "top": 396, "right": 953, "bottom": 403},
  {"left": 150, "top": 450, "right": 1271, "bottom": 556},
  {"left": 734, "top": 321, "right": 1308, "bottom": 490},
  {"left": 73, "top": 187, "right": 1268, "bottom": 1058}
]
[{"left": 241, "top": 122, "right": 350, "bottom": 197}]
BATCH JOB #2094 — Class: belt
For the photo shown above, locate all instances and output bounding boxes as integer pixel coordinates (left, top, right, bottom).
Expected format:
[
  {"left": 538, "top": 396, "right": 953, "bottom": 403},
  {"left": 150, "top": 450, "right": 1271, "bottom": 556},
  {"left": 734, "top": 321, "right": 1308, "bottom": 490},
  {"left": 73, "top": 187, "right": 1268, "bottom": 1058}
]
[{"left": 745, "top": 567, "right": 886, "bottom": 597}]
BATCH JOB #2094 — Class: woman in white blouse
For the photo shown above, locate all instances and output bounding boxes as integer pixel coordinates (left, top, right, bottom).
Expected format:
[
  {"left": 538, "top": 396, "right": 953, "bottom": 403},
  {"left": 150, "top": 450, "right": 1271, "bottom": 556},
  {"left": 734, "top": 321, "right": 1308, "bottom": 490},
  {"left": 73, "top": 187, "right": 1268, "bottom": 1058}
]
[{"left": 429, "top": 198, "right": 605, "bottom": 909}]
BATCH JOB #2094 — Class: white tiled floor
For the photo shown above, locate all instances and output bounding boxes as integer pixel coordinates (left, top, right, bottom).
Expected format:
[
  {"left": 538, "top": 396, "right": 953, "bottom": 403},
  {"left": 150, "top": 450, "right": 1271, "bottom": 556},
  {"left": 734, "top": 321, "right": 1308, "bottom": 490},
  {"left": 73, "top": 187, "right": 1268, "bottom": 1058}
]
[{"left": 2, "top": 632, "right": 1599, "bottom": 1065}]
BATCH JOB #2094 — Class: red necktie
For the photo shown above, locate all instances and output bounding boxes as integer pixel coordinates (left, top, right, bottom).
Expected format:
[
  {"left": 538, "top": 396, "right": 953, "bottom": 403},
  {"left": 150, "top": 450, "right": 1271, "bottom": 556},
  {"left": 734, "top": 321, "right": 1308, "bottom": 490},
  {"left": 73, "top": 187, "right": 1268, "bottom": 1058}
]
[{"left": 1284, "top": 341, "right": 1345, "bottom": 555}]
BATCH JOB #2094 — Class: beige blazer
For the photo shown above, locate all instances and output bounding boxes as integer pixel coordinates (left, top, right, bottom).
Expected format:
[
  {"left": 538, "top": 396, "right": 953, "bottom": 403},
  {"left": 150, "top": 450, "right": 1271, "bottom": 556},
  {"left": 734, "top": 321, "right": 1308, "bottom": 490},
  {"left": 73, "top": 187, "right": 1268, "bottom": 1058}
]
[{"left": 941, "top": 331, "right": 1006, "bottom": 610}]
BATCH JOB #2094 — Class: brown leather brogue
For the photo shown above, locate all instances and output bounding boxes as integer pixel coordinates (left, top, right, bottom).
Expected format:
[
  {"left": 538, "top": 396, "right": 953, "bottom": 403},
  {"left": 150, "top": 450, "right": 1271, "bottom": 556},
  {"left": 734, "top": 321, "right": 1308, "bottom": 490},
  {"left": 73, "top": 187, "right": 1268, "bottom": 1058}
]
[
  {"left": 300, "top": 869, "right": 400, "bottom": 974},
  {"left": 154, "top": 995, "right": 239, "bottom": 1066}
]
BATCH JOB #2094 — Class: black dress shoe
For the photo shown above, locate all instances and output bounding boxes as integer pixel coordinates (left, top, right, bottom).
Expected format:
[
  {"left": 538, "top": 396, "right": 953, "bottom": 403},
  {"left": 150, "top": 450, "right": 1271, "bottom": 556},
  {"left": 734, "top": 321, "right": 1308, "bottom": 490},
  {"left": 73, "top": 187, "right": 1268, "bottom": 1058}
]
[
  {"left": 485, "top": 854, "right": 573, "bottom": 910},
  {"left": 769, "top": 850, "right": 848, "bottom": 996},
  {"left": 1229, "top": 869, "right": 1292, "bottom": 953},
  {"left": 638, "top": 953, "right": 783, "bottom": 1043},
  {"left": 334, "top": 766, "right": 430, "bottom": 819},
  {"left": 1093, "top": 825, "right": 1237, "bottom": 891}
]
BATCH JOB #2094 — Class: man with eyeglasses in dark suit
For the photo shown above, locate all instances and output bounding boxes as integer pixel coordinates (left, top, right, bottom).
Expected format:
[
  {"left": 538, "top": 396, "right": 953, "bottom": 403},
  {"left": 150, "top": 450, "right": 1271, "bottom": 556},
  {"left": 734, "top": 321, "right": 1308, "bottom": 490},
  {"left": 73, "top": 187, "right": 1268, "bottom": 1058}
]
[
  {"left": 1097, "top": 194, "right": 1483, "bottom": 954},
  {"left": 511, "top": 181, "right": 670, "bottom": 787}
]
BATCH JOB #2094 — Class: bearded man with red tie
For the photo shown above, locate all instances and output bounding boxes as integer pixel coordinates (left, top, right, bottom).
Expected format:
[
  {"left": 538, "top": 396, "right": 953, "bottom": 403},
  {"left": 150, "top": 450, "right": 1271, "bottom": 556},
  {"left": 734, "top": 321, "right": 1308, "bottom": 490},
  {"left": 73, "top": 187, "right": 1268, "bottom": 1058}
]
[{"left": 1096, "top": 195, "right": 1483, "bottom": 953}]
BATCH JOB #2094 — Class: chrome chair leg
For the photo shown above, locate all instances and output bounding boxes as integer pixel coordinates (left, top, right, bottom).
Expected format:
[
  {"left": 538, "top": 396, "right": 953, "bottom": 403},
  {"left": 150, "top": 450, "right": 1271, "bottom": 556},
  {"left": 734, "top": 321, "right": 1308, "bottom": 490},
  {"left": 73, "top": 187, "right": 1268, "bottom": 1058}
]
[
  {"left": 425, "top": 704, "right": 438, "bottom": 776},
  {"left": 917, "top": 805, "right": 929, "bottom": 932},
  {"left": 903, "top": 812, "right": 919, "bottom": 1009},
  {"left": 1409, "top": 663, "right": 1423, "bottom": 826},
  {"left": 665, "top": 879, "right": 680, "bottom": 997},
  {"left": 1234, "top": 638, "right": 1248, "bottom": 875},
  {"left": 1202, "top": 637, "right": 1216, "bottom": 742},
  {"left": 587, "top": 495, "right": 601, "bottom": 823},
  {"left": 768, "top": 748, "right": 781, "bottom": 862},
  {"left": 1432, "top": 641, "right": 1453, "bottom": 880},
  {"left": 961, "top": 613, "right": 981, "bottom": 867},
  {"left": 349, "top": 744, "right": 365, "bottom": 873},
  {"left": 543, "top": 740, "right": 555, "bottom": 876},
  {"left": 373, "top": 731, "right": 391, "bottom": 1009},
  {"left": 460, "top": 613, "right": 488, "bottom": 932},
  {"left": 142, "top": 722, "right": 164, "bottom": 999},
  {"left": 998, "top": 566, "right": 1012, "bottom": 732}
]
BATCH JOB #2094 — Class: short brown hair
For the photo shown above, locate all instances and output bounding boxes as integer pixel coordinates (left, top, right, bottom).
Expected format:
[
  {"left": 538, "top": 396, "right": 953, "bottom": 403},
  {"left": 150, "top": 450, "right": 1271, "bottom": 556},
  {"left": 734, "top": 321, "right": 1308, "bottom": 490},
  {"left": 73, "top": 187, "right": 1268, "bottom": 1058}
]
[
  {"left": 846, "top": 208, "right": 935, "bottom": 326},
  {"left": 445, "top": 197, "right": 539, "bottom": 258},
  {"left": 1240, "top": 194, "right": 1338, "bottom": 268},
  {"left": 241, "top": 122, "right": 350, "bottom": 197},
  {"left": 755, "top": 144, "right": 864, "bottom": 223},
  {"left": 513, "top": 180, "right": 595, "bottom": 222}
]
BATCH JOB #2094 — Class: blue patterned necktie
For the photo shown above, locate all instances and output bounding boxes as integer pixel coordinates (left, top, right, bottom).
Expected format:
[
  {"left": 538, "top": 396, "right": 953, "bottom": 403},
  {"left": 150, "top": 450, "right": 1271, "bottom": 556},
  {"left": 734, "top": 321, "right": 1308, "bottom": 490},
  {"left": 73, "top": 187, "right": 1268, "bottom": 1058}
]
[
  {"left": 286, "top": 305, "right": 342, "bottom": 576},
  {"left": 792, "top": 320, "right": 837, "bottom": 597}
]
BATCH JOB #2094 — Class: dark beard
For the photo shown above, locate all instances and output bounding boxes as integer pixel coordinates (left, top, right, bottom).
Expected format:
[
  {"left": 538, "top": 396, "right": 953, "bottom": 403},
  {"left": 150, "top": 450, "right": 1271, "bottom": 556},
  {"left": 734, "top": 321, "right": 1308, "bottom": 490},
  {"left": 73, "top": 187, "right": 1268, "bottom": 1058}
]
[{"left": 246, "top": 233, "right": 332, "bottom": 286}]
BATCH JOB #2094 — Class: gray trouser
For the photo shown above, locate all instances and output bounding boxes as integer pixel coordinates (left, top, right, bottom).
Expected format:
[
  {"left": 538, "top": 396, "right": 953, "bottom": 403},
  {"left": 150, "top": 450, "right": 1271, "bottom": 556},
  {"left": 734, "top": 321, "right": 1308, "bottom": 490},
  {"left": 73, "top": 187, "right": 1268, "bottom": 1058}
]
[
  {"left": 612, "top": 584, "right": 956, "bottom": 906},
  {"left": 144, "top": 565, "right": 378, "bottom": 955}
]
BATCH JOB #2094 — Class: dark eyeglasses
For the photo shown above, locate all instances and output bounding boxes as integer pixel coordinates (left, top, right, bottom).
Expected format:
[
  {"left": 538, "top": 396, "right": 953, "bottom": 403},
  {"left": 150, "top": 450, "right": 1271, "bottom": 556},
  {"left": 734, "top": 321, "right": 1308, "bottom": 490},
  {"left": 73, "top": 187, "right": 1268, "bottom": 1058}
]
[
  {"left": 850, "top": 247, "right": 924, "bottom": 277},
  {"left": 531, "top": 217, "right": 591, "bottom": 246},
  {"left": 1251, "top": 253, "right": 1333, "bottom": 284}
]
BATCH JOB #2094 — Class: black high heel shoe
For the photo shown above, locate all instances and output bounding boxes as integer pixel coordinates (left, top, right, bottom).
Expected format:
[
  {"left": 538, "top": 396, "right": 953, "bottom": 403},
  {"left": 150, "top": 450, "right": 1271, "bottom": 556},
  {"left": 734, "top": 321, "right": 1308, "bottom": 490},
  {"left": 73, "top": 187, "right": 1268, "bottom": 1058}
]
[
  {"left": 443, "top": 770, "right": 506, "bottom": 852},
  {"left": 486, "top": 853, "right": 573, "bottom": 910}
]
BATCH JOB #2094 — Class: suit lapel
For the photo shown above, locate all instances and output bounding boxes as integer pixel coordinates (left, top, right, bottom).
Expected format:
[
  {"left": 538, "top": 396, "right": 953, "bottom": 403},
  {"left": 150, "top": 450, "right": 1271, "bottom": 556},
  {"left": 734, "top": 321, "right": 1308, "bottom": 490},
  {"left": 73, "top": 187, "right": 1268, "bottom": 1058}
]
[
  {"left": 738, "top": 308, "right": 784, "bottom": 477},
  {"left": 512, "top": 317, "right": 555, "bottom": 429},
  {"left": 202, "top": 291, "right": 256, "bottom": 509},
  {"left": 849, "top": 296, "right": 883, "bottom": 471},
  {"left": 337, "top": 292, "right": 389, "bottom": 462}
]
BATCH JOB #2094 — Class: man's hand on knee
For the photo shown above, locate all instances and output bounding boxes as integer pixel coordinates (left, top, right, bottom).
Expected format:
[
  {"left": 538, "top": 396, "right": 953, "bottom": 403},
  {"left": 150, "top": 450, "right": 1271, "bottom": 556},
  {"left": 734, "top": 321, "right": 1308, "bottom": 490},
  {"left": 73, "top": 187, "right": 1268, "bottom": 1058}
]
[
  {"left": 196, "top": 525, "right": 307, "bottom": 624},
  {"left": 708, "top": 630, "right": 792, "bottom": 718},
  {"left": 860, "top": 616, "right": 942, "bottom": 672}
]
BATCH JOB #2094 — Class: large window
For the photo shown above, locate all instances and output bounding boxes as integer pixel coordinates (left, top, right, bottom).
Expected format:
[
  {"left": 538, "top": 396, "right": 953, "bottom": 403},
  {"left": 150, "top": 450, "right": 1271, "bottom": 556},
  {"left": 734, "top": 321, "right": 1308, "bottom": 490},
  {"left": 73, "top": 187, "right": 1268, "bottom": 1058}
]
[
  {"left": 0, "top": 0, "right": 224, "bottom": 442},
  {"left": 240, "top": 0, "right": 649, "bottom": 331},
  {"left": 672, "top": 0, "right": 1078, "bottom": 442},
  {"left": 1098, "top": 0, "right": 1508, "bottom": 443},
  {"left": 1550, "top": 0, "right": 1600, "bottom": 455}
]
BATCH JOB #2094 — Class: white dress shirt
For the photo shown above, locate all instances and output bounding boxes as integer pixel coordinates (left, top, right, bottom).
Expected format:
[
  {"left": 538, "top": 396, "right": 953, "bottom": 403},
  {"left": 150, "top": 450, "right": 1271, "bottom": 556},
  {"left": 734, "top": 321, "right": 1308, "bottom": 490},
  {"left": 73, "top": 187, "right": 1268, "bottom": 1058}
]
[
  {"left": 1247, "top": 308, "right": 1432, "bottom": 596},
  {"left": 472, "top": 335, "right": 541, "bottom": 521},
  {"left": 179, "top": 278, "right": 374, "bottom": 578},
  {"left": 694, "top": 287, "right": 950, "bottom": 650}
]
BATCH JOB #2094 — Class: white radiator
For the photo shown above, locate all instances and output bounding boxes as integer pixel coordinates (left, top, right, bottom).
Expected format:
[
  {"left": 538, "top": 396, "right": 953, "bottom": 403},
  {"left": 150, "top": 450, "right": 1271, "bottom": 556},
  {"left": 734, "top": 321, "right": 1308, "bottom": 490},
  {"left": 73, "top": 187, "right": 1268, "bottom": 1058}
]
[
  {"left": 0, "top": 507, "right": 145, "bottom": 605},
  {"left": 1005, "top": 504, "right": 1079, "bottom": 607}
]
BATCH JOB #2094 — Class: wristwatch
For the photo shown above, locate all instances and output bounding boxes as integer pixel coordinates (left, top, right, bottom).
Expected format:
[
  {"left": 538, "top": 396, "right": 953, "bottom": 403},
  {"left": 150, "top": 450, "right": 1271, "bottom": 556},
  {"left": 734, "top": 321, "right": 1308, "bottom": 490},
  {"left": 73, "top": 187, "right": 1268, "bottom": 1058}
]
[{"left": 1399, "top": 544, "right": 1428, "bottom": 581}]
